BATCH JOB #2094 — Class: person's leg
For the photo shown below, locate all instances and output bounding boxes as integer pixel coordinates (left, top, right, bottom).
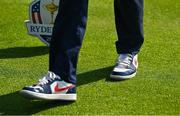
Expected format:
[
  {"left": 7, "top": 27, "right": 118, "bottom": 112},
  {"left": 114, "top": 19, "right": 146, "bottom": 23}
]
[
  {"left": 49, "top": 0, "right": 89, "bottom": 84},
  {"left": 20, "top": 0, "right": 88, "bottom": 100},
  {"left": 114, "top": 0, "right": 144, "bottom": 54},
  {"left": 110, "top": 0, "right": 144, "bottom": 80}
]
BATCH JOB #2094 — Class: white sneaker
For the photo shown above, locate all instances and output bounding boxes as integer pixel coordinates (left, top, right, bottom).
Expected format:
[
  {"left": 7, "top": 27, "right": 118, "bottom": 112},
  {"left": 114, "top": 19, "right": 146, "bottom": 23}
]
[
  {"left": 20, "top": 71, "right": 76, "bottom": 101},
  {"left": 110, "top": 53, "right": 138, "bottom": 80}
]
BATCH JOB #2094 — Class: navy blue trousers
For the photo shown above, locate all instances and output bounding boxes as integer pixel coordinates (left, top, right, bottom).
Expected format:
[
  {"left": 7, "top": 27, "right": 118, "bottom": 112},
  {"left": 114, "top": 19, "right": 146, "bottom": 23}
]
[{"left": 49, "top": 0, "right": 144, "bottom": 84}]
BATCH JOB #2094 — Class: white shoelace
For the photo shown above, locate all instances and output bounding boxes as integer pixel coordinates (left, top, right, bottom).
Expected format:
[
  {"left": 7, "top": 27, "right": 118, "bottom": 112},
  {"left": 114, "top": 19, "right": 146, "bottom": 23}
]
[
  {"left": 38, "top": 71, "right": 61, "bottom": 85},
  {"left": 117, "top": 54, "right": 133, "bottom": 67}
]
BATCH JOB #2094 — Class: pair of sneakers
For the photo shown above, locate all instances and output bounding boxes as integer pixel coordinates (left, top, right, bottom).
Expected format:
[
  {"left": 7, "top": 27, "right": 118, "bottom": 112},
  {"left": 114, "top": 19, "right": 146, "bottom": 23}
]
[{"left": 20, "top": 53, "right": 138, "bottom": 101}]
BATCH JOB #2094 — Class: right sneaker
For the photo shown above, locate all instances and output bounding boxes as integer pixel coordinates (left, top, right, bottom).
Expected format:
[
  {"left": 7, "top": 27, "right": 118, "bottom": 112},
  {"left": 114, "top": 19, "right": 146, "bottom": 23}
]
[
  {"left": 20, "top": 71, "right": 76, "bottom": 101},
  {"left": 110, "top": 53, "right": 138, "bottom": 80}
]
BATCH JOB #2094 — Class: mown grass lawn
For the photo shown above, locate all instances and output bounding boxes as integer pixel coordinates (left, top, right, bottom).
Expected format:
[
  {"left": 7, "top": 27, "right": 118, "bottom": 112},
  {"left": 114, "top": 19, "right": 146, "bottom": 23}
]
[{"left": 0, "top": 0, "right": 179, "bottom": 115}]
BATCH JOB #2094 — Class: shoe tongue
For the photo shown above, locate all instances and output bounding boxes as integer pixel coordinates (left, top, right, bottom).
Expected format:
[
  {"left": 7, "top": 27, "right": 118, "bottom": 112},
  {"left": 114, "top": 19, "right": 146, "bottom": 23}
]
[
  {"left": 47, "top": 71, "right": 53, "bottom": 78},
  {"left": 117, "top": 54, "right": 132, "bottom": 66},
  {"left": 119, "top": 54, "right": 131, "bottom": 61},
  {"left": 47, "top": 71, "right": 61, "bottom": 80},
  {"left": 37, "top": 72, "right": 61, "bottom": 86}
]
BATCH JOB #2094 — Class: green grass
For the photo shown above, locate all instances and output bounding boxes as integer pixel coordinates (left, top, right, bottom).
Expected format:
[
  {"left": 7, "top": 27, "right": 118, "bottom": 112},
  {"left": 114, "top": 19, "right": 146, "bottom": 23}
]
[{"left": 0, "top": 0, "right": 180, "bottom": 115}]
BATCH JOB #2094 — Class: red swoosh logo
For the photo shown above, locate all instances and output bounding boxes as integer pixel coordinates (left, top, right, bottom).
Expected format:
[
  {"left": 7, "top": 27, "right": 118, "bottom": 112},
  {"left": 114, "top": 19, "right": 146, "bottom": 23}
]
[{"left": 54, "top": 83, "right": 74, "bottom": 92}]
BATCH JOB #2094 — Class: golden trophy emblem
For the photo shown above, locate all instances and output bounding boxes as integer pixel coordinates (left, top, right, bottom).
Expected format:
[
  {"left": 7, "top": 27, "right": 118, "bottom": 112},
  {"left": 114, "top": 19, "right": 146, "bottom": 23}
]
[
  {"left": 44, "top": 0, "right": 58, "bottom": 24},
  {"left": 26, "top": 0, "right": 60, "bottom": 46}
]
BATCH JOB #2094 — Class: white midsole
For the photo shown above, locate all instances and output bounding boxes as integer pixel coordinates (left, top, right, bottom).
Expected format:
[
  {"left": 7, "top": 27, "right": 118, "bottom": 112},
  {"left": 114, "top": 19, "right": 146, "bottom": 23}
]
[
  {"left": 110, "top": 72, "right": 136, "bottom": 80},
  {"left": 20, "top": 90, "right": 77, "bottom": 101}
]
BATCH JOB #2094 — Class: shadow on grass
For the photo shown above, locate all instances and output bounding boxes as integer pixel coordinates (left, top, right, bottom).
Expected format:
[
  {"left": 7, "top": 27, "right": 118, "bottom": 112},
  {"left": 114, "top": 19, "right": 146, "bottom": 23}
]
[
  {"left": 0, "top": 92, "right": 74, "bottom": 115},
  {"left": 0, "top": 66, "right": 113, "bottom": 115},
  {"left": 0, "top": 46, "right": 48, "bottom": 59}
]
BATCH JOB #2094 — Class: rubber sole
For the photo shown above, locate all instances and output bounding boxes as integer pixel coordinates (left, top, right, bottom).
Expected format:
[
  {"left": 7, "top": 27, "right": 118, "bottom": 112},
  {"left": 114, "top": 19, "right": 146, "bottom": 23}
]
[
  {"left": 110, "top": 72, "right": 136, "bottom": 80},
  {"left": 20, "top": 90, "right": 77, "bottom": 101}
]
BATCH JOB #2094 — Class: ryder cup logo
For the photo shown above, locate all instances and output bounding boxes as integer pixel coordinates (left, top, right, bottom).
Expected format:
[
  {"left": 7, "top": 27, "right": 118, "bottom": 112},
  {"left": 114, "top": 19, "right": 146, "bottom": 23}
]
[{"left": 25, "top": 0, "right": 59, "bottom": 46}]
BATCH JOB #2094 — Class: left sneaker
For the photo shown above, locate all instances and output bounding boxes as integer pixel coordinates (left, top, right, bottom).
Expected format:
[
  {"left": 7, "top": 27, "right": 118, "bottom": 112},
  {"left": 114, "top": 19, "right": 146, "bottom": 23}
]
[
  {"left": 110, "top": 53, "right": 138, "bottom": 80},
  {"left": 20, "top": 71, "right": 76, "bottom": 101}
]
